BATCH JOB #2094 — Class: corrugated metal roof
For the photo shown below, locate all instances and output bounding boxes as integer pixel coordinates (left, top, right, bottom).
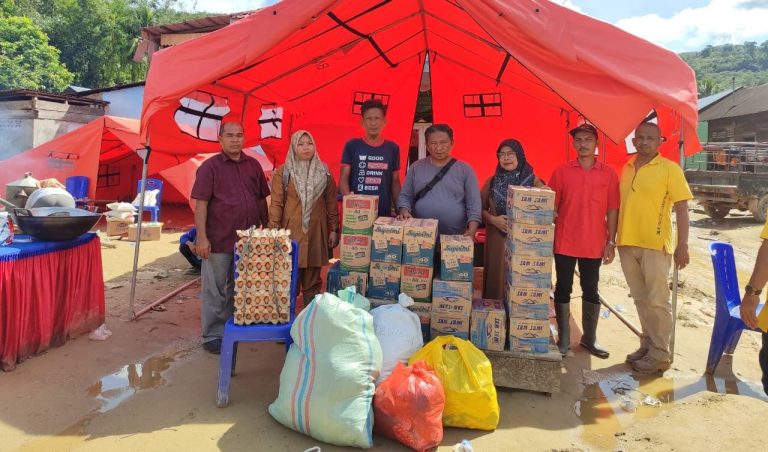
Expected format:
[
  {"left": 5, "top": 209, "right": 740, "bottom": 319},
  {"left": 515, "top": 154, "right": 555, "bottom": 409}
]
[
  {"left": 141, "top": 11, "right": 256, "bottom": 39},
  {"left": 0, "top": 89, "right": 108, "bottom": 106},
  {"left": 698, "top": 88, "right": 737, "bottom": 111},
  {"left": 699, "top": 83, "right": 768, "bottom": 121}
]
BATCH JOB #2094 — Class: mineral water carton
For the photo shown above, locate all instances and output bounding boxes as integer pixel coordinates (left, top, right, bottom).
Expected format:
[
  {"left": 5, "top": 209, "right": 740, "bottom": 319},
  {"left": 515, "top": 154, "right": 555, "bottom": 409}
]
[
  {"left": 431, "top": 279, "right": 473, "bottom": 316},
  {"left": 505, "top": 253, "right": 553, "bottom": 289},
  {"left": 470, "top": 299, "right": 506, "bottom": 351},
  {"left": 367, "top": 262, "right": 401, "bottom": 300},
  {"left": 430, "top": 311, "right": 470, "bottom": 340},
  {"left": 507, "top": 222, "right": 554, "bottom": 257},
  {"left": 506, "top": 285, "right": 550, "bottom": 320},
  {"left": 509, "top": 318, "right": 550, "bottom": 353},
  {"left": 440, "top": 234, "right": 475, "bottom": 281},
  {"left": 400, "top": 264, "right": 433, "bottom": 302},
  {"left": 341, "top": 194, "right": 379, "bottom": 234},
  {"left": 370, "top": 217, "right": 404, "bottom": 263},
  {"left": 340, "top": 233, "right": 371, "bottom": 272},
  {"left": 402, "top": 218, "right": 438, "bottom": 267},
  {"left": 506, "top": 186, "right": 555, "bottom": 225}
]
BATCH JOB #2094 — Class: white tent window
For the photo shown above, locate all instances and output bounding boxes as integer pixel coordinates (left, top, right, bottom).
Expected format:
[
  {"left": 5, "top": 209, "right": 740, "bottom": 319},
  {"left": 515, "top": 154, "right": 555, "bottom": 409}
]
[
  {"left": 174, "top": 91, "right": 230, "bottom": 142},
  {"left": 258, "top": 106, "right": 283, "bottom": 139}
]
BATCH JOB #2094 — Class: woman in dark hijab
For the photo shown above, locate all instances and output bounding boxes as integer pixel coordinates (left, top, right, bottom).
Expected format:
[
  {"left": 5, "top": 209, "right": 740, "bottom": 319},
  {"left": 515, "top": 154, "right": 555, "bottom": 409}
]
[{"left": 480, "top": 138, "right": 545, "bottom": 299}]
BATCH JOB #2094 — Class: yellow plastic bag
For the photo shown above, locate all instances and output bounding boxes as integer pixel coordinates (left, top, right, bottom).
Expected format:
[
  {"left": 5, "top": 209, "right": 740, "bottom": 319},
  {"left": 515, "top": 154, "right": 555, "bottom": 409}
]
[{"left": 409, "top": 335, "right": 499, "bottom": 430}]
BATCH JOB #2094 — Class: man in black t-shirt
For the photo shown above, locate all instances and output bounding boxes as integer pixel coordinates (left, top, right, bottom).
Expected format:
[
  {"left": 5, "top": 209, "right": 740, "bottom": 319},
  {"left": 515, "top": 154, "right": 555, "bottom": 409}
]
[{"left": 339, "top": 99, "right": 401, "bottom": 217}]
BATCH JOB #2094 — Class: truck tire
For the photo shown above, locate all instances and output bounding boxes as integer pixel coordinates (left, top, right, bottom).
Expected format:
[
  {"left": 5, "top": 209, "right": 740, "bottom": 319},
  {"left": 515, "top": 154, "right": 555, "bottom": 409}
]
[
  {"left": 753, "top": 195, "right": 768, "bottom": 223},
  {"left": 704, "top": 204, "right": 729, "bottom": 219}
]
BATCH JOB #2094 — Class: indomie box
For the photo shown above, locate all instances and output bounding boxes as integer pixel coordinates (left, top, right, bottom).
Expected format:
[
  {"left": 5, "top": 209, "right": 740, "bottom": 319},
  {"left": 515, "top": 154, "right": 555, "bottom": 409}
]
[
  {"left": 431, "top": 279, "right": 473, "bottom": 316},
  {"left": 440, "top": 234, "right": 474, "bottom": 281},
  {"left": 507, "top": 222, "right": 554, "bottom": 257},
  {"left": 370, "top": 217, "right": 404, "bottom": 263},
  {"left": 506, "top": 254, "right": 553, "bottom": 289},
  {"left": 341, "top": 194, "right": 379, "bottom": 234},
  {"left": 368, "top": 262, "right": 401, "bottom": 300},
  {"left": 506, "top": 186, "right": 555, "bottom": 225},
  {"left": 506, "top": 285, "right": 550, "bottom": 320},
  {"left": 400, "top": 265, "right": 433, "bottom": 302},
  {"left": 430, "top": 311, "right": 470, "bottom": 340},
  {"left": 470, "top": 299, "right": 506, "bottom": 351},
  {"left": 509, "top": 318, "right": 550, "bottom": 353},
  {"left": 340, "top": 233, "right": 371, "bottom": 272},
  {"left": 402, "top": 218, "right": 438, "bottom": 267}
]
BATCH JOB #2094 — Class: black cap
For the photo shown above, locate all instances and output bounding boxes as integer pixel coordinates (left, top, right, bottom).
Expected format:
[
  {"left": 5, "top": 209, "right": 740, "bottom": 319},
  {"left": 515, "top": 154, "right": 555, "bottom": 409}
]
[{"left": 569, "top": 123, "right": 598, "bottom": 138}]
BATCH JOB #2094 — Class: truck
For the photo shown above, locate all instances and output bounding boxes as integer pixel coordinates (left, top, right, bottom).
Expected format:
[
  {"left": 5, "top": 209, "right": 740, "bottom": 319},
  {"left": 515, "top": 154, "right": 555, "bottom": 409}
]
[{"left": 683, "top": 142, "right": 768, "bottom": 223}]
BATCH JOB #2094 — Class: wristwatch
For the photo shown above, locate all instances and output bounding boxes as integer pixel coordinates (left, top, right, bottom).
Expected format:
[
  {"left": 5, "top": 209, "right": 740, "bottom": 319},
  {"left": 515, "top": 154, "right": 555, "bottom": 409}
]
[{"left": 745, "top": 284, "right": 763, "bottom": 296}]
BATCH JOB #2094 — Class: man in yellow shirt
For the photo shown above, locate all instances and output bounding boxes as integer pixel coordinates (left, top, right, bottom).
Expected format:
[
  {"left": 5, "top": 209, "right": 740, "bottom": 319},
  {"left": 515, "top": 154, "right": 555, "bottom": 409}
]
[
  {"left": 739, "top": 219, "right": 768, "bottom": 395},
  {"left": 617, "top": 122, "right": 692, "bottom": 373}
]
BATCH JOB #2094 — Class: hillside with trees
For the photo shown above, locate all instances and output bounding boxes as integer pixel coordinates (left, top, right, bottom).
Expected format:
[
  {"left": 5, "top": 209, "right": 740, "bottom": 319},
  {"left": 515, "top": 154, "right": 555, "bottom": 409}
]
[{"left": 679, "top": 40, "right": 768, "bottom": 96}]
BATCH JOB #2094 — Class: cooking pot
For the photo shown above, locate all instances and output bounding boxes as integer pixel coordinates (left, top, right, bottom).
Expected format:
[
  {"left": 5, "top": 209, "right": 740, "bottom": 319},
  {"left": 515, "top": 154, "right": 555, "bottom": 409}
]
[
  {"left": 14, "top": 207, "right": 102, "bottom": 241},
  {"left": 5, "top": 172, "right": 40, "bottom": 208}
]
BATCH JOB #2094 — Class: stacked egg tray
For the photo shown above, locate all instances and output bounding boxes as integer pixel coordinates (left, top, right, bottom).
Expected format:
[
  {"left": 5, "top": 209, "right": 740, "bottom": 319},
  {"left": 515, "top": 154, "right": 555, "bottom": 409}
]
[{"left": 233, "top": 228, "right": 293, "bottom": 325}]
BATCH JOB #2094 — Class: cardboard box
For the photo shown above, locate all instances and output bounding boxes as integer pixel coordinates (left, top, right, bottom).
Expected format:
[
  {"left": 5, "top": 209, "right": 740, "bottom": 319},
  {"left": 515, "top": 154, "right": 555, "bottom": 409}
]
[
  {"left": 506, "top": 186, "right": 555, "bottom": 225},
  {"left": 506, "top": 285, "right": 550, "bottom": 320},
  {"left": 367, "top": 262, "right": 401, "bottom": 300},
  {"left": 431, "top": 279, "right": 473, "bottom": 316},
  {"left": 369, "top": 298, "right": 397, "bottom": 309},
  {"left": 509, "top": 318, "right": 550, "bottom": 353},
  {"left": 370, "top": 217, "right": 404, "bottom": 263},
  {"left": 326, "top": 261, "right": 368, "bottom": 296},
  {"left": 470, "top": 299, "right": 506, "bottom": 351},
  {"left": 340, "top": 233, "right": 372, "bottom": 272},
  {"left": 400, "top": 265, "right": 433, "bottom": 302},
  {"left": 507, "top": 222, "right": 554, "bottom": 257},
  {"left": 106, "top": 217, "right": 133, "bottom": 236},
  {"left": 127, "top": 222, "right": 162, "bottom": 241},
  {"left": 440, "top": 234, "right": 475, "bottom": 281},
  {"left": 505, "top": 253, "right": 553, "bottom": 289},
  {"left": 341, "top": 194, "right": 379, "bottom": 234},
  {"left": 431, "top": 311, "right": 470, "bottom": 339},
  {"left": 402, "top": 218, "right": 438, "bottom": 267},
  {"left": 409, "top": 301, "right": 432, "bottom": 343}
]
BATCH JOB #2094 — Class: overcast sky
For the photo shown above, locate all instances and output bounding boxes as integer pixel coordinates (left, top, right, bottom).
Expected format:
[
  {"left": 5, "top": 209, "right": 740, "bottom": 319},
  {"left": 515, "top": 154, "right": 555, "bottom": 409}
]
[{"left": 181, "top": 0, "right": 768, "bottom": 52}]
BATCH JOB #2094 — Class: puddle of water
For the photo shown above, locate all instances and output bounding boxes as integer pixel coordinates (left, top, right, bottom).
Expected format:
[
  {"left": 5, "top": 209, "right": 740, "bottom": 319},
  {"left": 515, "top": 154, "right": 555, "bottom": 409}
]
[
  {"left": 578, "top": 371, "right": 767, "bottom": 449},
  {"left": 18, "top": 353, "right": 178, "bottom": 451}
]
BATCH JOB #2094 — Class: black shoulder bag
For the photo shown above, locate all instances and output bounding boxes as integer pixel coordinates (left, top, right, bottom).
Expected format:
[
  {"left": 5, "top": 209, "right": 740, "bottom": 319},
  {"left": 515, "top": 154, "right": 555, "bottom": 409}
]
[{"left": 413, "top": 158, "right": 457, "bottom": 203}]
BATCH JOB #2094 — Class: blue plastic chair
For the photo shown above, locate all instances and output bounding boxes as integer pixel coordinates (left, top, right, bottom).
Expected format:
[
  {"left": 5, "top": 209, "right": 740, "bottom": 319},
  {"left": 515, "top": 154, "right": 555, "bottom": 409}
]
[
  {"left": 706, "top": 242, "right": 763, "bottom": 374},
  {"left": 134, "top": 178, "right": 163, "bottom": 222},
  {"left": 65, "top": 176, "right": 90, "bottom": 208},
  {"left": 217, "top": 240, "right": 299, "bottom": 407}
]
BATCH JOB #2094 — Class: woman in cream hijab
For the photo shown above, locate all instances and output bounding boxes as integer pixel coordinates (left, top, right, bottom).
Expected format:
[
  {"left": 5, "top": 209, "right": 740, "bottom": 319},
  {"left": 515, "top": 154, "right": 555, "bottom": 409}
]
[{"left": 268, "top": 130, "right": 339, "bottom": 306}]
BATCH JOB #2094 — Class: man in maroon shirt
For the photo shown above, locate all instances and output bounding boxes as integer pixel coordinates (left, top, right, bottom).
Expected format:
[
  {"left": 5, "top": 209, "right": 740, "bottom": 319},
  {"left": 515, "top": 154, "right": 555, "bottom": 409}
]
[
  {"left": 190, "top": 121, "right": 270, "bottom": 354},
  {"left": 549, "top": 123, "right": 619, "bottom": 358}
]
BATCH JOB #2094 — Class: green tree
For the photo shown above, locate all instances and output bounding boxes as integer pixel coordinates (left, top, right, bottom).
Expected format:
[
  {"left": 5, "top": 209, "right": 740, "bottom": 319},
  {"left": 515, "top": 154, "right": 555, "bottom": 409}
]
[{"left": 0, "top": 16, "right": 73, "bottom": 90}]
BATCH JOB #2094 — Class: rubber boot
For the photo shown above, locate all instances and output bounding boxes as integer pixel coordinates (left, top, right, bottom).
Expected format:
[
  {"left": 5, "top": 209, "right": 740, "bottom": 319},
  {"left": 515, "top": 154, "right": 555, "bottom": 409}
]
[
  {"left": 555, "top": 303, "right": 570, "bottom": 356},
  {"left": 581, "top": 302, "right": 610, "bottom": 359}
]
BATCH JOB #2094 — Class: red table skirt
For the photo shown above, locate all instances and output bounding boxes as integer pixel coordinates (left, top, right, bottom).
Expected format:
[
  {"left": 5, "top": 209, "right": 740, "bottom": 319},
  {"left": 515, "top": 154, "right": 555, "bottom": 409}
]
[{"left": 0, "top": 234, "right": 105, "bottom": 371}]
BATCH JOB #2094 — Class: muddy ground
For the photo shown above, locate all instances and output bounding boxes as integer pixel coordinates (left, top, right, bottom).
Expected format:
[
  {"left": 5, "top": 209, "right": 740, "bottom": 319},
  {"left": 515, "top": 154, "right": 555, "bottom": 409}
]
[{"left": 1, "top": 204, "right": 767, "bottom": 451}]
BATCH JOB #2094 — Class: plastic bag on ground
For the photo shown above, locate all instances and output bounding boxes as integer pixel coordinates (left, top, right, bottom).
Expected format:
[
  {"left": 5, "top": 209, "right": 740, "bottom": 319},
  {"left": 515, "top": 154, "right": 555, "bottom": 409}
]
[
  {"left": 409, "top": 336, "right": 499, "bottom": 430},
  {"left": 268, "top": 293, "right": 382, "bottom": 448},
  {"left": 371, "top": 293, "right": 423, "bottom": 384},
  {"left": 374, "top": 361, "right": 445, "bottom": 452}
]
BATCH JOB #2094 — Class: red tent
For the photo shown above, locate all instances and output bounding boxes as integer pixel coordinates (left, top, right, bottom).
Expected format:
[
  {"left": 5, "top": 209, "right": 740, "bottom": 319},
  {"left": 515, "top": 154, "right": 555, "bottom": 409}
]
[{"left": 140, "top": 0, "right": 700, "bottom": 185}]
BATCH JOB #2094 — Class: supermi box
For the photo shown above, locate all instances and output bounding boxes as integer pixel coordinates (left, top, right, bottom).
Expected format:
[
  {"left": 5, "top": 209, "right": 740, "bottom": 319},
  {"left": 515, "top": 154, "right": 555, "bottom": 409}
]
[
  {"left": 341, "top": 194, "right": 379, "bottom": 234},
  {"left": 431, "top": 279, "right": 473, "bottom": 316},
  {"left": 367, "top": 262, "right": 401, "bottom": 300},
  {"left": 470, "top": 299, "right": 506, "bottom": 351},
  {"left": 507, "top": 222, "right": 554, "bottom": 257},
  {"left": 370, "top": 217, "right": 405, "bottom": 263},
  {"left": 509, "top": 318, "right": 550, "bottom": 353},
  {"left": 506, "top": 186, "right": 555, "bottom": 225},
  {"left": 340, "top": 234, "right": 371, "bottom": 272},
  {"left": 440, "top": 234, "right": 474, "bottom": 281},
  {"left": 402, "top": 218, "right": 438, "bottom": 267},
  {"left": 400, "top": 265, "right": 433, "bottom": 302},
  {"left": 505, "top": 253, "right": 553, "bottom": 289}
]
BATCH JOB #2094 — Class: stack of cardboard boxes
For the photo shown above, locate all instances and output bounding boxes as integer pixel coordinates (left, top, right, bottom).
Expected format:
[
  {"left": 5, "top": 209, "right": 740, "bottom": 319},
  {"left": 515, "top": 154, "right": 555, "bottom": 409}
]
[
  {"left": 367, "top": 217, "right": 405, "bottom": 300},
  {"left": 398, "top": 218, "right": 438, "bottom": 338},
  {"left": 430, "top": 234, "right": 474, "bottom": 340},
  {"left": 339, "top": 194, "right": 378, "bottom": 275},
  {"left": 505, "top": 187, "right": 555, "bottom": 353}
]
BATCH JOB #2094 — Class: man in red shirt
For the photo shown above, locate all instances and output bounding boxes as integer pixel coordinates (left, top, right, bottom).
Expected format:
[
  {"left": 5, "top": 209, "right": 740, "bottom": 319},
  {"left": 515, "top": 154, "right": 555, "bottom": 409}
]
[
  {"left": 549, "top": 123, "right": 619, "bottom": 358},
  {"left": 191, "top": 121, "right": 270, "bottom": 354}
]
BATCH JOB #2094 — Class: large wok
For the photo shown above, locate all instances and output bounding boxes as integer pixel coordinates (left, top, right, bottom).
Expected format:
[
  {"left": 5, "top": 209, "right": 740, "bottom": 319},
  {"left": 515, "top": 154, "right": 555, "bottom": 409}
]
[{"left": 13, "top": 207, "right": 102, "bottom": 241}]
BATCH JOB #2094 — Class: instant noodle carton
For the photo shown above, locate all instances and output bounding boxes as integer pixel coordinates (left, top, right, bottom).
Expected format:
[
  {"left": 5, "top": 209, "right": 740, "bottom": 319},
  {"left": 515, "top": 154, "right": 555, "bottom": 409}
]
[
  {"left": 506, "top": 186, "right": 555, "bottom": 225},
  {"left": 409, "top": 301, "right": 432, "bottom": 342},
  {"left": 340, "top": 233, "right": 372, "bottom": 272},
  {"left": 341, "top": 194, "right": 379, "bottom": 234},
  {"left": 431, "top": 279, "right": 473, "bottom": 316},
  {"left": 507, "top": 222, "right": 554, "bottom": 257},
  {"left": 326, "top": 261, "right": 368, "bottom": 296},
  {"left": 509, "top": 318, "right": 550, "bottom": 353},
  {"left": 370, "top": 217, "right": 404, "bottom": 264},
  {"left": 440, "top": 234, "right": 474, "bottom": 281},
  {"left": 470, "top": 299, "right": 506, "bottom": 351},
  {"left": 430, "top": 311, "right": 470, "bottom": 340},
  {"left": 402, "top": 218, "right": 438, "bottom": 267},
  {"left": 367, "top": 262, "right": 401, "bottom": 300},
  {"left": 400, "top": 264, "right": 433, "bottom": 302},
  {"left": 506, "top": 284, "right": 550, "bottom": 320},
  {"left": 505, "top": 253, "right": 553, "bottom": 289}
]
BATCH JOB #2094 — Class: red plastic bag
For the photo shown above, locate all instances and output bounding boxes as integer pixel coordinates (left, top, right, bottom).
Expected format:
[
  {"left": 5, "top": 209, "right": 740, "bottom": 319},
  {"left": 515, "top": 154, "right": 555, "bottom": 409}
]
[{"left": 373, "top": 361, "right": 445, "bottom": 452}]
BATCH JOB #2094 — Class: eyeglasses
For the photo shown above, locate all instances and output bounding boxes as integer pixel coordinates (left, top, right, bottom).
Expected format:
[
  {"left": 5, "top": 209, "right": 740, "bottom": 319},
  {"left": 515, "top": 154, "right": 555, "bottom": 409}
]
[{"left": 497, "top": 152, "right": 516, "bottom": 159}]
